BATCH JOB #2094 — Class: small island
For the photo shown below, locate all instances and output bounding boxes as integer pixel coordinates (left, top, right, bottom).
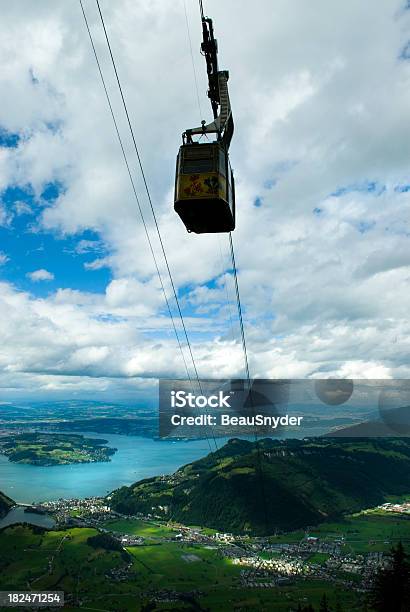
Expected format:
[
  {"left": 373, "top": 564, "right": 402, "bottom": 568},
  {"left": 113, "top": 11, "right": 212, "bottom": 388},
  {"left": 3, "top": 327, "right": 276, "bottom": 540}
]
[{"left": 0, "top": 432, "right": 117, "bottom": 466}]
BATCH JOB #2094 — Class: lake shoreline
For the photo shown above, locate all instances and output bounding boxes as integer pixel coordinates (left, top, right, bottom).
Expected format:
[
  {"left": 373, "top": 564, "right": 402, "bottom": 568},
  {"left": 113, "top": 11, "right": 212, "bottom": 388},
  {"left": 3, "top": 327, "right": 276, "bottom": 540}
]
[
  {"left": 0, "top": 432, "right": 217, "bottom": 504},
  {"left": 0, "top": 505, "right": 56, "bottom": 530}
]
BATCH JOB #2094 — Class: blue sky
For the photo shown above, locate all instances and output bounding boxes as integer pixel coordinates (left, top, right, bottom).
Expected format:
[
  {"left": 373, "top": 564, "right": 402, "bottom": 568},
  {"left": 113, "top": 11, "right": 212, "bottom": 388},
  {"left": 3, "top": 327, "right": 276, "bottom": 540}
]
[
  {"left": 0, "top": 184, "right": 111, "bottom": 298},
  {"left": 0, "top": 129, "right": 111, "bottom": 296}
]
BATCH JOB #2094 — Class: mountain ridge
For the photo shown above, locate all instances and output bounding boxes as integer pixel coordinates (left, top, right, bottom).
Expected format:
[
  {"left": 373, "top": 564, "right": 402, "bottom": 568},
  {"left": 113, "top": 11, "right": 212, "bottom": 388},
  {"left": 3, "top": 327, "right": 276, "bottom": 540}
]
[{"left": 109, "top": 437, "right": 410, "bottom": 535}]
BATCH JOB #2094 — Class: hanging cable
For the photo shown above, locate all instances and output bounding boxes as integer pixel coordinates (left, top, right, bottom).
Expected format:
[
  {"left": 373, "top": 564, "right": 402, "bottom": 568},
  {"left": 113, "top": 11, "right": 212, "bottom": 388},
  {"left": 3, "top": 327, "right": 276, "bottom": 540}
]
[
  {"left": 79, "top": 0, "right": 218, "bottom": 453},
  {"left": 199, "top": 0, "right": 205, "bottom": 20},
  {"left": 95, "top": 0, "right": 205, "bottom": 397},
  {"left": 79, "top": 0, "right": 191, "bottom": 384},
  {"left": 91, "top": 0, "right": 219, "bottom": 452},
  {"left": 217, "top": 236, "right": 236, "bottom": 346},
  {"left": 229, "top": 232, "right": 251, "bottom": 385}
]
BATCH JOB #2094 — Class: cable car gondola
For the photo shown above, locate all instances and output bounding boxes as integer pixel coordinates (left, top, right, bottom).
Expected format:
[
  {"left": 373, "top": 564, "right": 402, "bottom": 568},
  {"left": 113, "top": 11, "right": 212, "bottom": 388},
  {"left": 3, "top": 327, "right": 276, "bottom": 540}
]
[
  {"left": 174, "top": 11, "right": 235, "bottom": 234},
  {"left": 175, "top": 141, "right": 235, "bottom": 233}
]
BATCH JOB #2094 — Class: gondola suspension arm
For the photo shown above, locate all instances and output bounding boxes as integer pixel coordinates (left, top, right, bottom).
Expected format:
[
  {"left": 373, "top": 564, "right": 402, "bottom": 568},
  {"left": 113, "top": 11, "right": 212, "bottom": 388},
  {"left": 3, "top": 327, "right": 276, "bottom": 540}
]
[{"left": 184, "top": 11, "right": 234, "bottom": 149}]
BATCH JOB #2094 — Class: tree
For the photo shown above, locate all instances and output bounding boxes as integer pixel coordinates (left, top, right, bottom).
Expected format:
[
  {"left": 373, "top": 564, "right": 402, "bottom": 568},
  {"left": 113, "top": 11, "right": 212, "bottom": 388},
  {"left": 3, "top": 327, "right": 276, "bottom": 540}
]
[
  {"left": 140, "top": 602, "right": 156, "bottom": 612},
  {"left": 319, "top": 593, "right": 330, "bottom": 612},
  {"left": 369, "top": 542, "right": 410, "bottom": 611}
]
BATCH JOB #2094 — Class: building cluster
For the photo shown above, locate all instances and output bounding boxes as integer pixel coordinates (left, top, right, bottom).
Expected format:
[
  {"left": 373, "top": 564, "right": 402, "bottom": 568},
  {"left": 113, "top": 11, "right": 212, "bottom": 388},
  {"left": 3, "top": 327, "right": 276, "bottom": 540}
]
[
  {"left": 232, "top": 554, "right": 305, "bottom": 577},
  {"left": 41, "top": 497, "right": 116, "bottom": 526},
  {"left": 377, "top": 501, "right": 410, "bottom": 514},
  {"left": 105, "top": 560, "right": 134, "bottom": 581},
  {"left": 229, "top": 533, "right": 389, "bottom": 592}
]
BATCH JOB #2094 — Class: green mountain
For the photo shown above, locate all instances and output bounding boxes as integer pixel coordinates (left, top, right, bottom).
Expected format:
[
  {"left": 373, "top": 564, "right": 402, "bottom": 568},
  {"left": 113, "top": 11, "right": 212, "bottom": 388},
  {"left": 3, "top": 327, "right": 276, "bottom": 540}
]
[
  {"left": 0, "top": 491, "right": 14, "bottom": 518},
  {"left": 109, "top": 438, "right": 410, "bottom": 535}
]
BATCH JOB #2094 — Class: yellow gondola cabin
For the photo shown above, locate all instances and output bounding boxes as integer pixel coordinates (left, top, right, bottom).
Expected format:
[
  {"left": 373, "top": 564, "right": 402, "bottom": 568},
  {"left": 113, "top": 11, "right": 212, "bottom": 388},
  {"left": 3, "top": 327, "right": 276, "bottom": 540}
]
[{"left": 174, "top": 142, "right": 235, "bottom": 234}]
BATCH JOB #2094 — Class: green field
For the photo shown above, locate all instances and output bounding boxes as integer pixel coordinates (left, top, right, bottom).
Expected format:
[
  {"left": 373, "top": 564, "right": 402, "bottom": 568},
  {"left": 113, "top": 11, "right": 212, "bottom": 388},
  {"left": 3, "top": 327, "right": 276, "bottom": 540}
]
[
  {"left": 0, "top": 526, "right": 124, "bottom": 593},
  {"left": 270, "top": 512, "right": 410, "bottom": 553},
  {"left": 307, "top": 552, "right": 330, "bottom": 564},
  {"left": 188, "top": 524, "right": 219, "bottom": 535},
  {"left": 103, "top": 518, "right": 177, "bottom": 539},
  {"left": 127, "top": 541, "right": 240, "bottom": 588},
  {"left": 200, "top": 581, "right": 361, "bottom": 612}
]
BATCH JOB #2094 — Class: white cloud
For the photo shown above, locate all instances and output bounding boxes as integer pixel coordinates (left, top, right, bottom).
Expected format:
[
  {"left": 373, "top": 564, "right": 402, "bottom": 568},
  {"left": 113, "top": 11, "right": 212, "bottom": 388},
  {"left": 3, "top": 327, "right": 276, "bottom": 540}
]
[
  {"left": 1, "top": 1, "right": 410, "bottom": 395},
  {"left": 84, "top": 257, "right": 110, "bottom": 270},
  {"left": 14, "top": 200, "right": 33, "bottom": 216},
  {"left": 0, "top": 252, "right": 9, "bottom": 266},
  {"left": 75, "top": 239, "right": 104, "bottom": 254},
  {"left": 27, "top": 268, "right": 54, "bottom": 282}
]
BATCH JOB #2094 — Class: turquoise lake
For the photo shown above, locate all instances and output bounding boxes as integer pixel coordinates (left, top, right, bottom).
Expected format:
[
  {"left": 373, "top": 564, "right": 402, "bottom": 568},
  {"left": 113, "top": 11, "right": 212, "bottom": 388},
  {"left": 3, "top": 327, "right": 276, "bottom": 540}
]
[{"left": 0, "top": 433, "right": 218, "bottom": 503}]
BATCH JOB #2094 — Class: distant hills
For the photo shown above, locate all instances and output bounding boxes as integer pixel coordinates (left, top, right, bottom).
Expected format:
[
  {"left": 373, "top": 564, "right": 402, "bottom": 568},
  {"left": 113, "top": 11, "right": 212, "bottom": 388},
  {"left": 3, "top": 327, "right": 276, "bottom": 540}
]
[
  {"left": 0, "top": 491, "right": 14, "bottom": 518},
  {"left": 109, "top": 438, "right": 410, "bottom": 535},
  {"left": 326, "top": 405, "right": 410, "bottom": 437},
  {"left": 0, "top": 401, "right": 158, "bottom": 437}
]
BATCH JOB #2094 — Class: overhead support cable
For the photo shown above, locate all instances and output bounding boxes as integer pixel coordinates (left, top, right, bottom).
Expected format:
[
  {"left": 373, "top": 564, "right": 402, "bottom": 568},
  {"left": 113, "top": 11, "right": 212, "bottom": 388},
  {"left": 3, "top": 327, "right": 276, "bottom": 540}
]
[
  {"left": 217, "top": 236, "right": 237, "bottom": 346},
  {"left": 94, "top": 0, "right": 206, "bottom": 402},
  {"left": 79, "top": 0, "right": 192, "bottom": 386},
  {"left": 229, "top": 232, "right": 251, "bottom": 385},
  {"left": 81, "top": 0, "right": 219, "bottom": 452}
]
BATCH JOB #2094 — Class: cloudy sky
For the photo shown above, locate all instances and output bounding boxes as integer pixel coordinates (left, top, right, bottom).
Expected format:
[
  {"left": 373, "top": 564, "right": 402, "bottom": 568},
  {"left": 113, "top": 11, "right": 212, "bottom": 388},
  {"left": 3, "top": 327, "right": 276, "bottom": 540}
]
[{"left": 1, "top": 0, "right": 410, "bottom": 400}]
